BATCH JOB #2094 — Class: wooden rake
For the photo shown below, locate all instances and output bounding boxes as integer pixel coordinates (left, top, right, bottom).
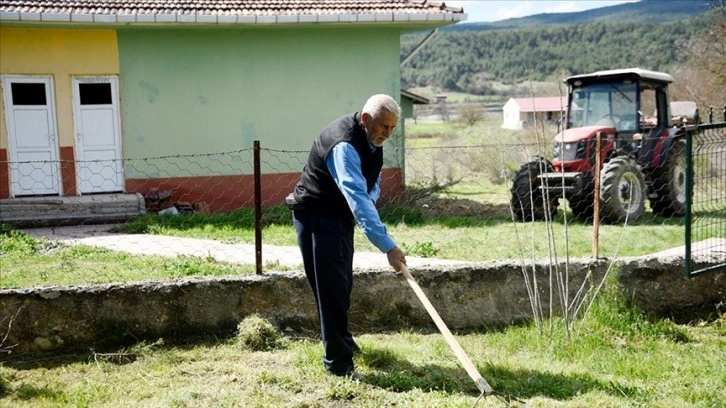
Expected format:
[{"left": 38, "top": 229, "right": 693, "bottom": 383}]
[
  {"left": 399, "top": 264, "right": 495, "bottom": 398},
  {"left": 399, "top": 265, "right": 528, "bottom": 406}
]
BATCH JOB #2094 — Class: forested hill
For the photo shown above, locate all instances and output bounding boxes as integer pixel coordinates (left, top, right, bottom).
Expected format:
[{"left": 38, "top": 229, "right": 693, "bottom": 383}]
[
  {"left": 448, "top": 0, "right": 711, "bottom": 31},
  {"left": 401, "top": 1, "right": 716, "bottom": 94}
]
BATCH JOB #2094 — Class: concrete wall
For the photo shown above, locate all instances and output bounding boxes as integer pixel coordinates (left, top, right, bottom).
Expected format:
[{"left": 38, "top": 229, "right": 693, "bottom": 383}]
[
  {"left": 1, "top": 256, "right": 723, "bottom": 355},
  {"left": 618, "top": 255, "right": 725, "bottom": 320},
  {"left": 117, "top": 27, "right": 403, "bottom": 161}
]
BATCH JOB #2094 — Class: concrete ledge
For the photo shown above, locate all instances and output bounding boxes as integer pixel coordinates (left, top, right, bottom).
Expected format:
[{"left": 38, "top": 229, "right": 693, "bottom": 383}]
[
  {"left": 0, "top": 193, "right": 146, "bottom": 228},
  {"left": 618, "top": 255, "right": 726, "bottom": 320},
  {"left": 1, "top": 257, "right": 724, "bottom": 355}
]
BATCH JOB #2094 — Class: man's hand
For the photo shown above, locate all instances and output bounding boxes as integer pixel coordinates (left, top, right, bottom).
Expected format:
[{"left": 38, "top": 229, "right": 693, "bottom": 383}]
[{"left": 386, "top": 246, "right": 406, "bottom": 272}]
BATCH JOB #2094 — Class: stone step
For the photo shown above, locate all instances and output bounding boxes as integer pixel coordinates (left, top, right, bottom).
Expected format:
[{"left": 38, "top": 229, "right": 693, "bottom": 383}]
[{"left": 0, "top": 193, "right": 146, "bottom": 227}]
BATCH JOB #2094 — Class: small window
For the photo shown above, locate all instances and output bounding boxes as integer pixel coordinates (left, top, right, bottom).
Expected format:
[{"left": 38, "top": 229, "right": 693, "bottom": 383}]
[
  {"left": 79, "top": 83, "right": 112, "bottom": 105},
  {"left": 11, "top": 83, "right": 47, "bottom": 105}
]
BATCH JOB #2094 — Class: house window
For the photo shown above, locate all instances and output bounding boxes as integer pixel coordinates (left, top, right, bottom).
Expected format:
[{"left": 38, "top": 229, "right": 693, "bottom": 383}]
[
  {"left": 79, "top": 83, "right": 112, "bottom": 105},
  {"left": 11, "top": 83, "right": 47, "bottom": 105}
]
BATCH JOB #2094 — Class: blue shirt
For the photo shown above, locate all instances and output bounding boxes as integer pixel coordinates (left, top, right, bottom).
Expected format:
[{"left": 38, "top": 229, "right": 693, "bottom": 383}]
[{"left": 327, "top": 142, "right": 397, "bottom": 253}]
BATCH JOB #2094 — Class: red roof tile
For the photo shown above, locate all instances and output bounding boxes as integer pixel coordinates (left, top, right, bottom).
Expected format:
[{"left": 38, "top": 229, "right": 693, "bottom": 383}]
[
  {"left": 0, "top": 0, "right": 465, "bottom": 24},
  {"left": 512, "top": 97, "right": 567, "bottom": 113}
]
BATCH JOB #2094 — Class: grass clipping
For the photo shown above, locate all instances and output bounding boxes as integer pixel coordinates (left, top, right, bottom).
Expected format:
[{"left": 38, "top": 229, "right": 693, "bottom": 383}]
[{"left": 236, "top": 314, "right": 285, "bottom": 351}]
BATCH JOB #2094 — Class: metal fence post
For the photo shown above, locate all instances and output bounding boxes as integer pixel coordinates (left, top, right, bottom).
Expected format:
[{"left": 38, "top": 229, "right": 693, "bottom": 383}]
[
  {"left": 684, "top": 130, "right": 692, "bottom": 278},
  {"left": 593, "top": 131, "right": 601, "bottom": 258},
  {"left": 254, "top": 140, "right": 262, "bottom": 274}
]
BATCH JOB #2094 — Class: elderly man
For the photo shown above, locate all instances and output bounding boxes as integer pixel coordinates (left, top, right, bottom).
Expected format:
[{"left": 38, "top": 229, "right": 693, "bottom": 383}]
[{"left": 289, "top": 94, "right": 407, "bottom": 380}]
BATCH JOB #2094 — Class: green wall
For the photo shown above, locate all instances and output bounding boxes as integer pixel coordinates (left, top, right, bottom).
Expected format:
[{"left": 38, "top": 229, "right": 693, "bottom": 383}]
[{"left": 117, "top": 26, "right": 403, "bottom": 175}]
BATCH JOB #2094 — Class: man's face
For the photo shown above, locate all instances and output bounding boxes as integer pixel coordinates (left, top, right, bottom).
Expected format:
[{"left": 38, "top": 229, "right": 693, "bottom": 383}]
[{"left": 362, "top": 110, "right": 398, "bottom": 147}]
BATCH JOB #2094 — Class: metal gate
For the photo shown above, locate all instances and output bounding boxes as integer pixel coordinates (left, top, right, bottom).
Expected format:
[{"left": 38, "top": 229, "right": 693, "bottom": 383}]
[{"left": 685, "top": 109, "right": 726, "bottom": 277}]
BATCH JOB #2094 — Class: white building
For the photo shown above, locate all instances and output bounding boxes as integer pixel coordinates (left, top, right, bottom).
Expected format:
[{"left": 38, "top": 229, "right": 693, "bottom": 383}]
[{"left": 502, "top": 96, "right": 567, "bottom": 130}]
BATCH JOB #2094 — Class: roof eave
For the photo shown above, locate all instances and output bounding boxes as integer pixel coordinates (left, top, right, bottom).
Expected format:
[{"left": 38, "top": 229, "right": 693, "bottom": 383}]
[
  {"left": 401, "top": 89, "right": 430, "bottom": 104},
  {"left": 0, "top": 12, "right": 466, "bottom": 25}
]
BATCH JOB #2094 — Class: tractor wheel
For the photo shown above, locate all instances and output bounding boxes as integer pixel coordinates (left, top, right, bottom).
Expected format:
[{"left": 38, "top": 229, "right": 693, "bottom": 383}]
[
  {"left": 600, "top": 156, "right": 647, "bottom": 223},
  {"left": 510, "top": 159, "right": 559, "bottom": 222},
  {"left": 650, "top": 141, "right": 688, "bottom": 217}
]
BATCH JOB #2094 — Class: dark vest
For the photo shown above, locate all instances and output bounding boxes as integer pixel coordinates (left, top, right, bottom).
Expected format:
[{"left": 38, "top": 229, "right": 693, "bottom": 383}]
[{"left": 293, "top": 112, "right": 383, "bottom": 217}]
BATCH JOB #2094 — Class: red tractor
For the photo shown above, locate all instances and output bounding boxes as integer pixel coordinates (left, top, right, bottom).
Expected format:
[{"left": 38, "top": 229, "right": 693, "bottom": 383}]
[{"left": 511, "top": 68, "right": 693, "bottom": 223}]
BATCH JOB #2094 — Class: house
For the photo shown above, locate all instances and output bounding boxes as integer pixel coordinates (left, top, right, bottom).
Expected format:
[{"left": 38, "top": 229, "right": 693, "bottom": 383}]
[
  {"left": 501, "top": 96, "right": 566, "bottom": 130},
  {"left": 0, "top": 0, "right": 465, "bottom": 217}
]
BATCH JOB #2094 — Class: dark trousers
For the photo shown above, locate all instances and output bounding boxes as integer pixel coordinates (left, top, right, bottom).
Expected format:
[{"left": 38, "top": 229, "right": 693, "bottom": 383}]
[{"left": 293, "top": 209, "right": 358, "bottom": 375}]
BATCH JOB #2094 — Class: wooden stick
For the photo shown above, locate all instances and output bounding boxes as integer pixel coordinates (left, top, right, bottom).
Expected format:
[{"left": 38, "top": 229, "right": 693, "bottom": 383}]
[{"left": 400, "top": 264, "right": 495, "bottom": 396}]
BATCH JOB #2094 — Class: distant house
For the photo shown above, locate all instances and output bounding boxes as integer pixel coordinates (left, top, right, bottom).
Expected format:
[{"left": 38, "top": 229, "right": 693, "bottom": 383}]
[
  {"left": 434, "top": 94, "right": 448, "bottom": 103},
  {"left": 0, "top": 0, "right": 464, "bottom": 211},
  {"left": 502, "top": 96, "right": 566, "bottom": 130}
]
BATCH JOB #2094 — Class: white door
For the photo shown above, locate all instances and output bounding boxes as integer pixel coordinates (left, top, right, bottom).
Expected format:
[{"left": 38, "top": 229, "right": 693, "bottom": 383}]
[
  {"left": 1, "top": 76, "right": 61, "bottom": 196},
  {"left": 72, "top": 76, "right": 123, "bottom": 194}
]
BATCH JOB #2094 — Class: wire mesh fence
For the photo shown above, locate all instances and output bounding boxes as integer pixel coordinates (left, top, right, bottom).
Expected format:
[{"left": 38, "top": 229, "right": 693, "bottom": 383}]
[
  {"left": 2, "top": 117, "right": 725, "bottom": 288},
  {"left": 685, "top": 122, "right": 726, "bottom": 277}
]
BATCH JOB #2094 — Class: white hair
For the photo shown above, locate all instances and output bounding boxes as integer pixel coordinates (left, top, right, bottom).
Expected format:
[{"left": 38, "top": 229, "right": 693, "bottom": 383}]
[{"left": 362, "top": 94, "right": 400, "bottom": 120}]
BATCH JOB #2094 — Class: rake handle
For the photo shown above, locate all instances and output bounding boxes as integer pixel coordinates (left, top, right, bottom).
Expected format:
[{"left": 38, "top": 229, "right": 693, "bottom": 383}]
[{"left": 399, "top": 264, "right": 494, "bottom": 396}]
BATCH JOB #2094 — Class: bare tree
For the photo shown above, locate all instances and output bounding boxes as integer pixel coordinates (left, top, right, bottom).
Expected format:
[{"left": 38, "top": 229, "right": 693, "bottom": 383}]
[
  {"left": 673, "top": 3, "right": 726, "bottom": 110},
  {"left": 458, "top": 104, "right": 483, "bottom": 126}
]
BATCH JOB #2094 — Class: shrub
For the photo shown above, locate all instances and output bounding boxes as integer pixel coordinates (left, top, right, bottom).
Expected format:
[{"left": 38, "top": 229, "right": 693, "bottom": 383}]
[{"left": 0, "top": 226, "right": 41, "bottom": 255}]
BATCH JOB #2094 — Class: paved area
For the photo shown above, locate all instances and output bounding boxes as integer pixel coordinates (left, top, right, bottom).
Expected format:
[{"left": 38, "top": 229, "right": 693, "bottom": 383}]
[{"left": 23, "top": 224, "right": 470, "bottom": 271}]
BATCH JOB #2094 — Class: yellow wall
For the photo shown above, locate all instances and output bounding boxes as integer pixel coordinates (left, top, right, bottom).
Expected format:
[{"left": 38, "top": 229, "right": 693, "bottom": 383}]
[{"left": 0, "top": 28, "right": 119, "bottom": 147}]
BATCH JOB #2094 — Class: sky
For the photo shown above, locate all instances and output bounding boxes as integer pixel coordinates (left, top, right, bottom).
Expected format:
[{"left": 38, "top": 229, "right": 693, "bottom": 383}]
[{"left": 447, "top": 1, "right": 640, "bottom": 23}]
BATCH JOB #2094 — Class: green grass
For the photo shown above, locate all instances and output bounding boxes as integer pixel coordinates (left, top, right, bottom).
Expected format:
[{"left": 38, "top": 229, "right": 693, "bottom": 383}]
[
  {"left": 0, "top": 245, "right": 260, "bottom": 288},
  {"left": 3, "top": 216, "right": 718, "bottom": 406},
  {"left": 406, "top": 117, "right": 544, "bottom": 147},
  {"left": 0, "top": 202, "right": 697, "bottom": 289},
  {"left": 2, "top": 303, "right": 723, "bottom": 407},
  {"left": 404, "top": 120, "right": 459, "bottom": 137},
  {"left": 371, "top": 216, "right": 687, "bottom": 262},
  {"left": 405, "top": 82, "right": 560, "bottom": 105},
  {"left": 2, "top": 262, "right": 723, "bottom": 407},
  {"left": 0, "top": 223, "right": 262, "bottom": 288}
]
